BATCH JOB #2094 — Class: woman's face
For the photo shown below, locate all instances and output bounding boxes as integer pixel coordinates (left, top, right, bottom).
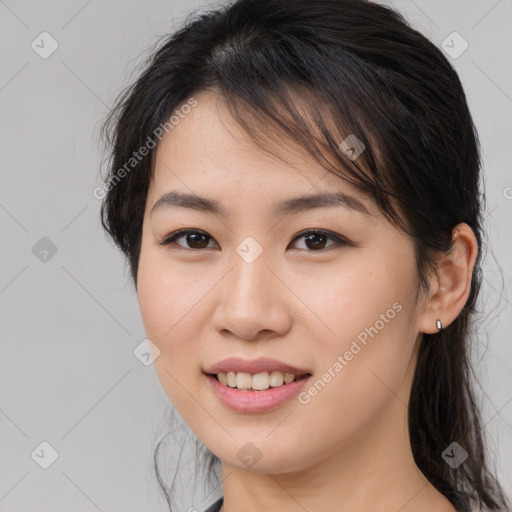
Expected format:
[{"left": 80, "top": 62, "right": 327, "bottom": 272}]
[{"left": 137, "top": 92, "right": 426, "bottom": 474}]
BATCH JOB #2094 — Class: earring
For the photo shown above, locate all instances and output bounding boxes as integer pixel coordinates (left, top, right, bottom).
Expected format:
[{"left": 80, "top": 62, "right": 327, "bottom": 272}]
[{"left": 436, "top": 319, "right": 443, "bottom": 331}]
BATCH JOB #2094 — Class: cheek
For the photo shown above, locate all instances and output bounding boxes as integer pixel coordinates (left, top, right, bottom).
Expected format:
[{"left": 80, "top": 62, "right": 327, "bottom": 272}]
[
  {"left": 137, "top": 244, "right": 205, "bottom": 343},
  {"left": 136, "top": 244, "right": 211, "bottom": 408},
  {"left": 289, "top": 250, "right": 413, "bottom": 347},
  {"left": 292, "top": 255, "right": 418, "bottom": 418}
]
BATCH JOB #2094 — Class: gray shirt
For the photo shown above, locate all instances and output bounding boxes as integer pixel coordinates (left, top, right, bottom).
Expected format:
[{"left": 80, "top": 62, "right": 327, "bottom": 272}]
[
  {"left": 201, "top": 494, "right": 472, "bottom": 511},
  {"left": 203, "top": 497, "right": 223, "bottom": 512}
]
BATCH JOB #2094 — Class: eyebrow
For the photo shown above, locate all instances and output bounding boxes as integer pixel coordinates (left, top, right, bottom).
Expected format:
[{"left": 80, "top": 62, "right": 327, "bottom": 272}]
[{"left": 150, "top": 190, "right": 372, "bottom": 218}]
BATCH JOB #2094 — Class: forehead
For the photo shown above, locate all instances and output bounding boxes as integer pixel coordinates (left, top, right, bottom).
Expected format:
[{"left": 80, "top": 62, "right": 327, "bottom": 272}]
[
  {"left": 153, "top": 93, "right": 313, "bottom": 183},
  {"left": 150, "top": 92, "right": 371, "bottom": 204}
]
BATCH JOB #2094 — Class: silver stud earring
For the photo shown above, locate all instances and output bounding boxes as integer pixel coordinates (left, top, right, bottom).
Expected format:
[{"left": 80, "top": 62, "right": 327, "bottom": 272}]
[{"left": 436, "top": 319, "right": 443, "bottom": 331}]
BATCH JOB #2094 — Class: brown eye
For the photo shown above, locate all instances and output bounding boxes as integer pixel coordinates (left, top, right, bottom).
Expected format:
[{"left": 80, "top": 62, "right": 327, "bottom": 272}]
[
  {"left": 289, "top": 230, "right": 348, "bottom": 251},
  {"left": 157, "top": 229, "right": 217, "bottom": 250}
]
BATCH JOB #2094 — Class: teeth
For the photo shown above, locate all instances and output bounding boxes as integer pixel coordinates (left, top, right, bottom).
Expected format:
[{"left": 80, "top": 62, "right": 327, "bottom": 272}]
[{"left": 215, "top": 371, "right": 304, "bottom": 391}]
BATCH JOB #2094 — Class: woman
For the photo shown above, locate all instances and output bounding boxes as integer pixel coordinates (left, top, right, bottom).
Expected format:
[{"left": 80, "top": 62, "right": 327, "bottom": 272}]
[{"left": 99, "top": 0, "right": 511, "bottom": 510}]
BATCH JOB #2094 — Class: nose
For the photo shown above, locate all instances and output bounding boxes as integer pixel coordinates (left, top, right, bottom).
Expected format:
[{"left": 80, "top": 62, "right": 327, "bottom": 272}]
[{"left": 211, "top": 250, "right": 292, "bottom": 341}]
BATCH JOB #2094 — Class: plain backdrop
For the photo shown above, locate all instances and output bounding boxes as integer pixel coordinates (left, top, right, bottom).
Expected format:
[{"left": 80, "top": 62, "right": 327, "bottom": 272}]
[{"left": 0, "top": 0, "right": 511, "bottom": 511}]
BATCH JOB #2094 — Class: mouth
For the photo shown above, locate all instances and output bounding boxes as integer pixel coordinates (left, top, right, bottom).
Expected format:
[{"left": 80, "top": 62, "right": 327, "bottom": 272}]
[{"left": 206, "top": 370, "right": 312, "bottom": 392}]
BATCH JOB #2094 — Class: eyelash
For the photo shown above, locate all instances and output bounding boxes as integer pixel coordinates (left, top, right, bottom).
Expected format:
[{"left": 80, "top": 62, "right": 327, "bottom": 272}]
[{"left": 157, "top": 229, "right": 351, "bottom": 252}]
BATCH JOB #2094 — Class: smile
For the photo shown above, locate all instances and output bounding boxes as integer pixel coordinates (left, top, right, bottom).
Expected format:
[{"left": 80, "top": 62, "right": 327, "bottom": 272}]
[{"left": 215, "top": 370, "right": 310, "bottom": 391}]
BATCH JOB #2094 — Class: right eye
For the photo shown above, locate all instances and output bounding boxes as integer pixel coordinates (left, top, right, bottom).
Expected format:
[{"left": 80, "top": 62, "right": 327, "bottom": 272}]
[{"left": 157, "top": 229, "right": 219, "bottom": 250}]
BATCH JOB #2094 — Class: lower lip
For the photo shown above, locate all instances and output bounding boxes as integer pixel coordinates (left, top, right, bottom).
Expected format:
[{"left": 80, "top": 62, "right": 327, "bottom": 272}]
[{"left": 204, "top": 373, "right": 312, "bottom": 413}]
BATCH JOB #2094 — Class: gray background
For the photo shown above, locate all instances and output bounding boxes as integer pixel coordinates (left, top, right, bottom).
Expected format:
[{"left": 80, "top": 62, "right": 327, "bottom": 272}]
[{"left": 0, "top": 0, "right": 511, "bottom": 511}]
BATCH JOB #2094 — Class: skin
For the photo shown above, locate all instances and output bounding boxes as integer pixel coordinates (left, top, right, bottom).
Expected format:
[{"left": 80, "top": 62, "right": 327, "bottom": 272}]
[{"left": 137, "top": 91, "right": 478, "bottom": 512}]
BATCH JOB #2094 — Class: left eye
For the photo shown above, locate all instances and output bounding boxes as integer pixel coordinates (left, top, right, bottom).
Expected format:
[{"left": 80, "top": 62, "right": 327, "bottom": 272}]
[
  {"left": 157, "top": 229, "right": 349, "bottom": 251},
  {"left": 290, "top": 230, "right": 348, "bottom": 251}
]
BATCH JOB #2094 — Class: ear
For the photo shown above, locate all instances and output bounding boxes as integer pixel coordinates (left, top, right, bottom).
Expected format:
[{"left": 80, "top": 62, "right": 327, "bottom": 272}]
[{"left": 418, "top": 223, "right": 479, "bottom": 334}]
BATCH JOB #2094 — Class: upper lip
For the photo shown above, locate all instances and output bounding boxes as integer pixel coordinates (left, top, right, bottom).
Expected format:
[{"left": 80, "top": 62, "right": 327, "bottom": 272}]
[{"left": 204, "top": 357, "right": 311, "bottom": 375}]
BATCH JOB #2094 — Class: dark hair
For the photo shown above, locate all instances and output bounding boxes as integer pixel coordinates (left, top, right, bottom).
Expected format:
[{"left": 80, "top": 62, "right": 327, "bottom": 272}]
[{"left": 100, "top": 0, "right": 511, "bottom": 510}]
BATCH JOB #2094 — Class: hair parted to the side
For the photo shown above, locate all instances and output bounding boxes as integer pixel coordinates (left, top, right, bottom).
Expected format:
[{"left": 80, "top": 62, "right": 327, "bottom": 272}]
[{"left": 99, "top": 0, "right": 511, "bottom": 511}]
